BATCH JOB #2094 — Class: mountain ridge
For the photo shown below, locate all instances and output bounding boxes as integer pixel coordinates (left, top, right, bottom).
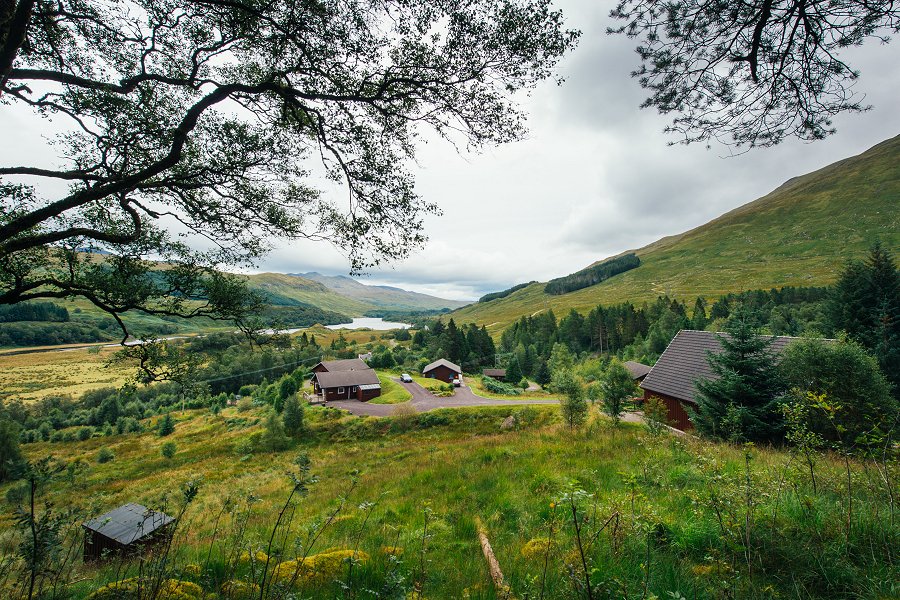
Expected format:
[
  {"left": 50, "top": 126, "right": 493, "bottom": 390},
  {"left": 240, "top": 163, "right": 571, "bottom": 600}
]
[{"left": 449, "top": 134, "right": 900, "bottom": 334}]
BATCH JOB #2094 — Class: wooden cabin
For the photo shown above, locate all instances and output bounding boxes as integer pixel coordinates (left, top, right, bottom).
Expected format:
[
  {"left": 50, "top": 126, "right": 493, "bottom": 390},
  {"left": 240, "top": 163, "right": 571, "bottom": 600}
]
[
  {"left": 311, "top": 368, "right": 381, "bottom": 401},
  {"left": 422, "top": 358, "right": 462, "bottom": 383},
  {"left": 482, "top": 368, "right": 506, "bottom": 381},
  {"left": 639, "top": 330, "right": 800, "bottom": 431},
  {"left": 83, "top": 503, "right": 174, "bottom": 561}
]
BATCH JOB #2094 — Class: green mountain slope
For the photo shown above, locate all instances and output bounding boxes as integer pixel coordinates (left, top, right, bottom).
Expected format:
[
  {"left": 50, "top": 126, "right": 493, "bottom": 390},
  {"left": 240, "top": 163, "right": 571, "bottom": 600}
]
[
  {"left": 451, "top": 134, "right": 900, "bottom": 334},
  {"left": 296, "top": 272, "right": 468, "bottom": 311},
  {"left": 244, "top": 272, "right": 374, "bottom": 315}
]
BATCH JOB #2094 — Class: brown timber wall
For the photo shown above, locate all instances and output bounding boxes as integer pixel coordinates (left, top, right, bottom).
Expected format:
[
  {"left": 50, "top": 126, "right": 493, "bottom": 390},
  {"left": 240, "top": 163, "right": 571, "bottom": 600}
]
[{"left": 643, "top": 390, "right": 695, "bottom": 431}]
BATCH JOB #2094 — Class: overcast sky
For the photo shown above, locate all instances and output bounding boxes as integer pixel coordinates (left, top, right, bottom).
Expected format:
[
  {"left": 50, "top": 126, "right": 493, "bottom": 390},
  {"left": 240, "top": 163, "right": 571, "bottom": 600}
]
[
  {"left": 4, "top": 1, "right": 899, "bottom": 302},
  {"left": 261, "top": 1, "right": 900, "bottom": 301}
]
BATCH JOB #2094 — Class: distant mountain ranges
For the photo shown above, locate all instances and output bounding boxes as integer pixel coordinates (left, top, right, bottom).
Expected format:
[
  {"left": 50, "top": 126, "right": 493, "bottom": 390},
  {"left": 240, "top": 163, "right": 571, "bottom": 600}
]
[{"left": 245, "top": 271, "right": 467, "bottom": 315}]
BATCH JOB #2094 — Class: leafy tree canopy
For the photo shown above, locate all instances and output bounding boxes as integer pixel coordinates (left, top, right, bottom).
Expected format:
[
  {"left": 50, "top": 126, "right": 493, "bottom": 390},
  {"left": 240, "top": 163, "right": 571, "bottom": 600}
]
[
  {"left": 0, "top": 0, "right": 579, "bottom": 338},
  {"left": 610, "top": 0, "right": 899, "bottom": 148}
]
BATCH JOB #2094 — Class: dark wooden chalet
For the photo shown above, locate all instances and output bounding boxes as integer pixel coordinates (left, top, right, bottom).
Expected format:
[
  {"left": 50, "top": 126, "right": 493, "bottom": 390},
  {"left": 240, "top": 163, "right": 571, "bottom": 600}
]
[
  {"left": 422, "top": 358, "right": 462, "bottom": 383},
  {"left": 482, "top": 368, "right": 506, "bottom": 380},
  {"left": 312, "top": 368, "right": 381, "bottom": 401},
  {"left": 83, "top": 503, "right": 174, "bottom": 561},
  {"left": 623, "top": 361, "right": 651, "bottom": 383},
  {"left": 639, "top": 330, "right": 799, "bottom": 431}
]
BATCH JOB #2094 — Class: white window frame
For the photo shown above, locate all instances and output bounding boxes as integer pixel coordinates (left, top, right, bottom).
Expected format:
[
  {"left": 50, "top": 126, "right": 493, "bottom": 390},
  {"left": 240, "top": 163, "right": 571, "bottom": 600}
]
[{"left": 337, "top": 387, "right": 345, "bottom": 394}]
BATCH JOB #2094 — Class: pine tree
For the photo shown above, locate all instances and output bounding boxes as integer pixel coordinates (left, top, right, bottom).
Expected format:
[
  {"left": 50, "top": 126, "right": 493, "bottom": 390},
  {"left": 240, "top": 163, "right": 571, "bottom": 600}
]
[
  {"left": 829, "top": 242, "right": 900, "bottom": 391},
  {"left": 282, "top": 396, "right": 305, "bottom": 437},
  {"left": 693, "top": 310, "right": 785, "bottom": 442},
  {"left": 158, "top": 413, "right": 175, "bottom": 437},
  {"left": 691, "top": 297, "right": 708, "bottom": 330},
  {"left": 505, "top": 357, "right": 523, "bottom": 384},
  {"left": 535, "top": 361, "right": 552, "bottom": 386}
]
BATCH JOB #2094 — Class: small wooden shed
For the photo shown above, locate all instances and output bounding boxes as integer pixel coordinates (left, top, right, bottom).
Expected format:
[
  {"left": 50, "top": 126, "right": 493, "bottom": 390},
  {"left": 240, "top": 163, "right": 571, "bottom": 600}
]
[
  {"left": 482, "top": 368, "right": 506, "bottom": 381},
  {"left": 83, "top": 503, "right": 175, "bottom": 561}
]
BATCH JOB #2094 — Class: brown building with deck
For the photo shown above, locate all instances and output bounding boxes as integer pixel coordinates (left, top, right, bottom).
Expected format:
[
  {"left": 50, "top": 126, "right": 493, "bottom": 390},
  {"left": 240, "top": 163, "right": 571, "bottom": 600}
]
[
  {"left": 640, "top": 330, "right": 800, "bottom": 431},
  {"left": 482, "top": 368, "right": 506, "bottom": 380},
  {"left": 312, "top": 368, "right": 381, "bottom": 401},
  {"left": 422, "top": 358, "right": 462, "bottom": 383}
]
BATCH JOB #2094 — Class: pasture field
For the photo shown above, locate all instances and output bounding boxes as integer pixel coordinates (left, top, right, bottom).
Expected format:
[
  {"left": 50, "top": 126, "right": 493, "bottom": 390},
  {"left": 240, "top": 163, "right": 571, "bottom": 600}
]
[
  {"left": 2, "top": 403, "right": 896, "bottom": 599},
  {"left": 0, "top": 346, "right": 134, "bottom": 402}
]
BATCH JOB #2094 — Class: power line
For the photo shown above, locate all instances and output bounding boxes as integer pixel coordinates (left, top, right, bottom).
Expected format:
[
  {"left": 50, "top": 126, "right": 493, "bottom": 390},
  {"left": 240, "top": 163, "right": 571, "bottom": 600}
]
[{"left": 199, "top": 354, "right": 323, "bottom": 385}]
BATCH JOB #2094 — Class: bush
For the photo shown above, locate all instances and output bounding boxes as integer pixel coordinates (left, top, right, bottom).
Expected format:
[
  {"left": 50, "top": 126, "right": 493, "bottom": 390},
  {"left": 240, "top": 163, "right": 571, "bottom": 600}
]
[
  {"left": 643, "top": 396, "right": 670, "bottom": 436},
  {"left": 237, "top": 397, "right": 253, "bottom": 413},
  {"left": 161, "top": 441, "right": 178, "bottom": 459},
  {"left": 481, "top": 376, "right": 521, "bottom": 396},
  {"left": 97, "top": 447, "right": 115, "bottom": 463},
  {"left": 77, "top": 426, "right": 94, "bottom": 441}
]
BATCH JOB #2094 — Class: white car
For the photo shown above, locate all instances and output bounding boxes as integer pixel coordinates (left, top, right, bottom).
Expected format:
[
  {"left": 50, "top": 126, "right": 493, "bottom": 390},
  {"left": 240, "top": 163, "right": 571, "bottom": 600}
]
[
  {"left": 451, "top": 377, "right": 461, "bottom": 387},
  {"left": 400, "top": 373, "right": 413, "bottom": 383}
]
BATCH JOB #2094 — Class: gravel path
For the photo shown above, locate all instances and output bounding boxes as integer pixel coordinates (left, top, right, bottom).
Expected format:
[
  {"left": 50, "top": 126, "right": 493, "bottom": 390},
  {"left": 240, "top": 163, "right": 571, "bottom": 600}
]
[{"left": 325, "top": 378, "right": 560, "bottom": 417}]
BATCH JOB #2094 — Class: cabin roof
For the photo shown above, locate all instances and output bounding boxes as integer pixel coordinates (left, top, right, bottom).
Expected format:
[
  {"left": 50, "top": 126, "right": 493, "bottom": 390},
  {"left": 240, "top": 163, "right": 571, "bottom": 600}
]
[
  {"left": 623, "top": 361, "right": 652, "bottom": 380},
  {"left": 640, "top": 330, "right": 803, "bottom": 403},
  {"left": 314, "top": 358, "right": 370, "bottom": 372},
  {"left": 422, "top": 358, "right": 461, "bottom": 374},
  {"left": 313, "top": 369, "right": 380, "bottom": 388},
  {"left": 83, "top": 503, "right": 174, "bottom": 545}
]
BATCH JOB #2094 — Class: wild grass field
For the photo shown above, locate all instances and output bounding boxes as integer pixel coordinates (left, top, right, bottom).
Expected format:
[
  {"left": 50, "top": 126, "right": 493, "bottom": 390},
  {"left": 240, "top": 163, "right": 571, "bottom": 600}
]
[
  {"left": 0, "top": 346, "right": 134, "bottom": 402},
  {"left": 2, "top": 402, "right": 896, "bottom": 600}
]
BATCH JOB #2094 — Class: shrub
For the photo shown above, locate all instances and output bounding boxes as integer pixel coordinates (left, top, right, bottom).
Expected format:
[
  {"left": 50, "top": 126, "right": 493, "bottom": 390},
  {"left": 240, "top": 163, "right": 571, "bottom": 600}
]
[
  {"left": 283, "top": 395, "right": 305, "bottom": 437},
  {"left": 161, "top": 441, "right": 178, "bottom": 459},
  {"left": 481, "top": 376, "right": 520, "bottom": 396},
  {"left": 96, "top": 447, "right": 115, "bottom": 463},
  {"left": 87, "top": 578, "right": 202, "bottom": 600},
  {"left": 77, "top": 426, "right": 94, "bottom": 441},
  {"left": 554, "top": 370, "right": 587, "bottom": 429},
  {"left": 643, "top": 396, "right": 670, "bottom": 436},
  {"left": 237, "top": 397, "right": 253, "bottom": 413},
  {"left": 272, "top": 549, "right": 369, "bottom": 587},
  {"left": 158, "top": 413, "right": 175, "bottom": 437}
]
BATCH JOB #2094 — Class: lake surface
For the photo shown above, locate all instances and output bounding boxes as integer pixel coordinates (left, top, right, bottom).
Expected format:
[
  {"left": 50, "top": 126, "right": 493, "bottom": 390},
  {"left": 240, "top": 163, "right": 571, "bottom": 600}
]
[{"left": 326, "top": 317, "right": 412, "bottom": 330}]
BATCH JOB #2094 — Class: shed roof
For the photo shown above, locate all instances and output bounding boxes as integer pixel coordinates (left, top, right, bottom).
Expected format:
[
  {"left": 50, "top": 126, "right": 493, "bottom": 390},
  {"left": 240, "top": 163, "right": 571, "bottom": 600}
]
[
  {"left": 482, "top": 368, "right": 506, "bottom": 378},
  {"left": 358, "top": 383, "right": 381, "bottom": 391},
  {"left": 313, "top": 369, "right": 380, "bottom": 388},
  {"left": 639, "top": 330, "right": 801, "bottom": 404},
  {"left": 83, "top": 503, "right": 174, "bottom": 545},
  {"left": 623, "top": 361, "right": 652, "bottom": 380},
  {"left": 422, "top": 358, "right": 461, "bottom": 374},
  {"left": 314, "top": 358, "right": 370, "bottom": 372}
]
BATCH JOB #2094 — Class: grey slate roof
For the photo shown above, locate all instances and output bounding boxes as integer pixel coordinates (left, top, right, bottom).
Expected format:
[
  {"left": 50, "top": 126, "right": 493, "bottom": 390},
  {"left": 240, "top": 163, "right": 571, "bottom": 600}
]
[
  {"left": 315, "top": 358, "right": 370, "bottom": 372},
  {"left": 483, "top": 368, "right": 506, "bottom": 379},
  {"left": 83, "top": 503, "right": 174, "bottom": 545},
  {"left": 639, "top": 330, "right": 801, "bottom": 404},
  {"left": 313, "top": 368, "right": 380, "bottom": 389},
  {"left": 623, "top": 361, "right": 651, "bottom": 380},
  {"left": 422, "top": 358, "right": 461, "bottom": 374}
]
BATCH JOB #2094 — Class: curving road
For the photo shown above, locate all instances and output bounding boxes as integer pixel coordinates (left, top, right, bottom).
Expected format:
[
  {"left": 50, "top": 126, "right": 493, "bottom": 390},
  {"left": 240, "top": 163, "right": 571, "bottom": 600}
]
[{"left": 324, "top": 378, "right": 560, "bottom": 417}]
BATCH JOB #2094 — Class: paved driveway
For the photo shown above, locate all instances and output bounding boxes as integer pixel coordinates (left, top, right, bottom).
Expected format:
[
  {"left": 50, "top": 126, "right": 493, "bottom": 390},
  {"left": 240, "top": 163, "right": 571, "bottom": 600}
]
[{"left": 325, "top": 378, "right": 560, "bottom": 417}]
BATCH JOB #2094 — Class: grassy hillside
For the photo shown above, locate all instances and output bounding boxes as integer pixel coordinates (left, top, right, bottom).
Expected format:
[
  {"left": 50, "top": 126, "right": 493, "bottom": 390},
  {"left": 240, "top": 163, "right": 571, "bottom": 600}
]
[
  {"left": 245, "top": 272, "right": 374, "bottom": 315},
  {"left": 4, "top": 406, "right": 895, "bottom": 599},
  {"left": 297, "top": 272, "right": 469, "bottom": 311},
  {"left": 452, "top": 135, "right": 900, "bottom": 334}
]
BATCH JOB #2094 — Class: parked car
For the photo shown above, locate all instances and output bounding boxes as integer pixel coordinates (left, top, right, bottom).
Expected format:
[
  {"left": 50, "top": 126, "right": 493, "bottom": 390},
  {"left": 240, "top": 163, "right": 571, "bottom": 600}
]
[
  {"left": 400, "top": 373, "right": 413, "bottom": 383},
  {"left": 451, "top": 378, "right": 461, "bottom": 387}
]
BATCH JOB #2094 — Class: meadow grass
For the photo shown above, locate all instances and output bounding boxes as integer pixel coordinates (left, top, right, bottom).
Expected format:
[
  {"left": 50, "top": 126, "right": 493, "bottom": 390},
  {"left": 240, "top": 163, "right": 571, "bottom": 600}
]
[
  {"left": 369, "top": 372, "right": 414, "bottom": 404},
  {"left": 3, "top": 403, "right": 896, "bottom": 599},
  {"left": 0, "top": 346, "right": 133, "bottom": 402}
]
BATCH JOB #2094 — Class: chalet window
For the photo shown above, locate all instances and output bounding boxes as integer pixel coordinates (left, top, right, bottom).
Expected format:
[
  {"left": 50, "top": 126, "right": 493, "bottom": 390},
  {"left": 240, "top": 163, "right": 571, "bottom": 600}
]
[
  {"left": 338, "top": 387, "right": 345, "bottom": 394},
  {"left": 351, "top": 386, "right": 357, "bottom": 392}
]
